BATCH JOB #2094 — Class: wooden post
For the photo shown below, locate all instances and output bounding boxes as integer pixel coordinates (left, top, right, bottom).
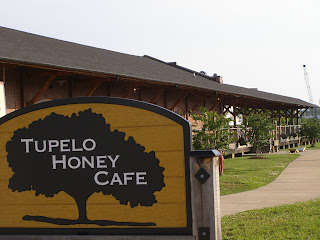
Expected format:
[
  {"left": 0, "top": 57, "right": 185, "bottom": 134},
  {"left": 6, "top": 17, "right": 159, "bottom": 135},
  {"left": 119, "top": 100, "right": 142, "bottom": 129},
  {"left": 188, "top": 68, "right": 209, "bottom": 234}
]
[
  {"left": 138, "top": 88, "right": 142, "bottom": 101},
  {"left": 20, "top": 68, "right": 25, "bottom": 108},
  {"left": 296, "top": 109, "right": 301, "bottom": 146},
  {"left": 244, "top": 107, "right": 248, "bottom": 143},
  {"left": 68, "top": 79, "right": 73, "bottom": 98},
  {"left": 233, "top": 105, "right": 237, "bottom": 128},
  {"left": 2, "top": 67, "right": 5, "bottom": 83},
  {"left": 278, "top": 110, "right": 281, "bottom": 145},
  {"left": 190, "top": 150, "right": 222, "bottom": 240},
  {"left": 106, "top": 83, "right": 111, "bottom": 97},
  {"left": 164, "top": 90, "right": 167, "bottom": 108},
  {"left": 185, "top": 95, "right": 189, "bottom": 119}
]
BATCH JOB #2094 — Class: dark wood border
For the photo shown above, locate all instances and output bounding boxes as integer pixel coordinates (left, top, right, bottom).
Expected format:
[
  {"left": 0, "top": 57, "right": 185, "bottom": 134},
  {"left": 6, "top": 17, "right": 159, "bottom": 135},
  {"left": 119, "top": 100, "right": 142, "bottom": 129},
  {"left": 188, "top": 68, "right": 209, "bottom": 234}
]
[{"left": 0, "top": 97, "right": 193, "bottom": 235}]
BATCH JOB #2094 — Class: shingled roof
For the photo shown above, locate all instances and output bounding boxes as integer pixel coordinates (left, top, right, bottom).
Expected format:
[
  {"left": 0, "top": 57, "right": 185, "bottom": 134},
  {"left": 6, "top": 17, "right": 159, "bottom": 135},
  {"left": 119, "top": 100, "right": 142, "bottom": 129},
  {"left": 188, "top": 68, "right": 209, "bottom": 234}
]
[{"left": 0, "top": 26, "right": 314, "bottom": 108}]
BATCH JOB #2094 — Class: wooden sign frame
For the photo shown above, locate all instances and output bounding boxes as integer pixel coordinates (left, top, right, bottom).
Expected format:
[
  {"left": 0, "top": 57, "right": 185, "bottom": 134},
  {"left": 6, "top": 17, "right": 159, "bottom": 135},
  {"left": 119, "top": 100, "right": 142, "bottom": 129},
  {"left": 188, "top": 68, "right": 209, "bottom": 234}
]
[{"left": 0, "top": 97, "right": 193, "bottom": 236}]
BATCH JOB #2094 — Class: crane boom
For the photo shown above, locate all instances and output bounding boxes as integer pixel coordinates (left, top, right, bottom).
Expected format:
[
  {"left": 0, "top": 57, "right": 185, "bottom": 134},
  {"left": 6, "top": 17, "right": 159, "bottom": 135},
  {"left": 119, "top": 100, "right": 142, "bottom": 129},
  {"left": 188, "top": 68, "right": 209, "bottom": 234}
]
[{"left": 303, "top": 65, "right": 313, "bottom": 104}]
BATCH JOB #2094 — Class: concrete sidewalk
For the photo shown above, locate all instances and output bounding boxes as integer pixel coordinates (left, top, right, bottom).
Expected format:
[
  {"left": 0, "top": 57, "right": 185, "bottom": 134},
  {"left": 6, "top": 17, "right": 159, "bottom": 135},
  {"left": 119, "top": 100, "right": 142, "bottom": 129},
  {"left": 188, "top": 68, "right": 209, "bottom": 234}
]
[{"left": 220, "top": 150, "right": 320, "bottom": 216}]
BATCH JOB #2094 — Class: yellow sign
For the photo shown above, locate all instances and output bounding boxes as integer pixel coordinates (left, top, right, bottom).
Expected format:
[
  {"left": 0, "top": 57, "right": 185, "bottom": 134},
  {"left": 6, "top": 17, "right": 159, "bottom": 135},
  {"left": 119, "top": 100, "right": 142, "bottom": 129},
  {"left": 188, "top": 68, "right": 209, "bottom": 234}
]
[{"left": 0, "top": 97, "right": 192, "bottom": 235}]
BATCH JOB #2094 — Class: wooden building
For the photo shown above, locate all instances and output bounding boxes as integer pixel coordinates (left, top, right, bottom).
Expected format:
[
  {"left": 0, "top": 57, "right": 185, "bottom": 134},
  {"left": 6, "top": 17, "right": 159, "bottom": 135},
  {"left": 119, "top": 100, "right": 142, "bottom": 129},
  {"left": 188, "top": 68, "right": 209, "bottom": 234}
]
[{"left": 0, "top": 27, "right": 314, "bottom": 150}]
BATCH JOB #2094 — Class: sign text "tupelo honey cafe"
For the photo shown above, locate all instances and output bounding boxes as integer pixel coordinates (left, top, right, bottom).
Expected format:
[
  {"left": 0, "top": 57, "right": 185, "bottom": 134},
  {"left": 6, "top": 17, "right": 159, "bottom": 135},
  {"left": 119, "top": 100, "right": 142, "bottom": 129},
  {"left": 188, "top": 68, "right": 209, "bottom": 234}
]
[{"left": 20, "top": 138, "right": 148, "bottom": 186}]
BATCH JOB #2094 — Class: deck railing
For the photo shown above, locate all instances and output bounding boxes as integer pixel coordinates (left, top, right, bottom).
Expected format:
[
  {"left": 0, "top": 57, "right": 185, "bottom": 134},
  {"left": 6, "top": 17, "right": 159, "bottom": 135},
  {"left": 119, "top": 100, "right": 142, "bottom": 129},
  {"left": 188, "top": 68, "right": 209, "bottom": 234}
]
[{"left": 229, "top": 125, "right": 306, "bottom": 152}]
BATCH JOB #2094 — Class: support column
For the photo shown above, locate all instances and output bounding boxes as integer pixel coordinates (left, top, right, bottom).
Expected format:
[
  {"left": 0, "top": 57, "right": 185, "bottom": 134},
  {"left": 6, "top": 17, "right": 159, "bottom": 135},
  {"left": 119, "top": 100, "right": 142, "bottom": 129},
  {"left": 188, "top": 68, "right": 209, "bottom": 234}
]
[
  {"left": 233, "top": 105, "right": 237, "bottom": 128},
  {"left": 296, "top": 109, "right": 300, "bottom": 146},
  {"left": 68, "top": 79, "right": 73, "bottom": 98},
  {"left": 0, "top": 67, "right": 7, "bottom": 117},
  {"left": 138, "top": 88, "right": 142, "bottom": 101},
  {"left": 2, "top": 67, "right": 5, "bottom": 83},
  {"left": 278, "top": 110, "right": 282, "bottom": 149},
  {"left": 185, "top": 95, "right": 189, "bottom": 119},
  {"left": 244, "top": 106, "right": 248, "bottom": 143},
  {"left": 164, "top": 90, "right": 167, "bottom": 109},
  {"left": 19, "top": 68, "right": 25, "bottom": 108},
  {"left": 190, "top": 150, "right": 222, "bottom": 240}
]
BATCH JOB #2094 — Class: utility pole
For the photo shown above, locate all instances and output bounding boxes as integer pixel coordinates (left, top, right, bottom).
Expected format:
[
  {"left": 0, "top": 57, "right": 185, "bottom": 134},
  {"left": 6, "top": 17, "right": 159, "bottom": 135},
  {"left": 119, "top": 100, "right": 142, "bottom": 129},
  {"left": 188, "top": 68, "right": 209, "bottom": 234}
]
[{"left": 303, "top": 65, "right": 315, "bottom": 118}]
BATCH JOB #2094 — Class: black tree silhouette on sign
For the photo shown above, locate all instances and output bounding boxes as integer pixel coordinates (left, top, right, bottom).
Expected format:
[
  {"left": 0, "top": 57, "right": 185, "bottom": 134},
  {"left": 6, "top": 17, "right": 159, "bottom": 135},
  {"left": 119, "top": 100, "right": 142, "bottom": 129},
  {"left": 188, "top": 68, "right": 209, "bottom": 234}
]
[{"left": 6, "top": 109, "right": 165, "bottom": 226}]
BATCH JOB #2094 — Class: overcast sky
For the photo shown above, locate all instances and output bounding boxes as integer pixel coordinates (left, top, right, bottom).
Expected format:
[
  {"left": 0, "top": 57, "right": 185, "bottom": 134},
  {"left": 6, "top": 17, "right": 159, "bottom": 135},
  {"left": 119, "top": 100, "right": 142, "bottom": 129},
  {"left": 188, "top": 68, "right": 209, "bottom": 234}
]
[{"left": 1, "top": 0, "right": 319, "bottom": 105}]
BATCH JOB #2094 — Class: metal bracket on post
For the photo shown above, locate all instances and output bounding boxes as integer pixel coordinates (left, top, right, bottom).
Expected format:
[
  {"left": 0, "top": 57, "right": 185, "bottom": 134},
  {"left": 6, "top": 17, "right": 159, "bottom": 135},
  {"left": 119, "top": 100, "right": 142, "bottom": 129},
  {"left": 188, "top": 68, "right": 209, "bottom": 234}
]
[{"left": 195, "top": 168, "right": 211, "bottom": 184}]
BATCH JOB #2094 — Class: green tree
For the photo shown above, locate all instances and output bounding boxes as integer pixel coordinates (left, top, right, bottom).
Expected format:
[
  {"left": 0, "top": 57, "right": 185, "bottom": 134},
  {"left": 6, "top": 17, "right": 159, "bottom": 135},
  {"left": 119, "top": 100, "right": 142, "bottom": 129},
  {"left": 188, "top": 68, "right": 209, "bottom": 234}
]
[
  {"left": 191, "top": 107, "right": 234, "bottom": 154},
  {"left": 300, "top": 118, "right": 320, "bottom": 147},
  {"left": 243, "top": 112, "right": 274, "bottom": 157}
]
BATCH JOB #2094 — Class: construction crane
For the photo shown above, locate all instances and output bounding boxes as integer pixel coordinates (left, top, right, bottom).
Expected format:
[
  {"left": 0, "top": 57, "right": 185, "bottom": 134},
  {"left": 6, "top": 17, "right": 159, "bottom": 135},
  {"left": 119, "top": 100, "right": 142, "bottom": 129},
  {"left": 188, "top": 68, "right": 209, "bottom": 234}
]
[{"left": 303, "top": 65, "right": 315, "bottom": 118}]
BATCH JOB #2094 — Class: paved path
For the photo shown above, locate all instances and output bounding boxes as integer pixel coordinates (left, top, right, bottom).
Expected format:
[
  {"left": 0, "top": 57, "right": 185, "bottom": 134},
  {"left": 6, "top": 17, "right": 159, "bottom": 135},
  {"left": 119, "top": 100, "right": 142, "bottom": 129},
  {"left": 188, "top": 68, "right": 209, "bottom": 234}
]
[{"left": 220, "top": 150, "right": 320, "bottom": 216}]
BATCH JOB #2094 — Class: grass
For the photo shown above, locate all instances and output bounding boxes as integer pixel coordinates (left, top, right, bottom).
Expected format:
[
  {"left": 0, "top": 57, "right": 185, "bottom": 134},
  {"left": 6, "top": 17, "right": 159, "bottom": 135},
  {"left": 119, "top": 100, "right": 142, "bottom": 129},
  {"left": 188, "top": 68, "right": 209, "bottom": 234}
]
[
  {"left": 222, "top": 199, "right": 320, "bottom": 240},
  {"left": 304, "top": 141, "right": 320, "bottom": 150},
  {"left": 279, "top": 141, "right": 320, "bottom": 151},
  {"left": 220, "top": 154, "right": 299, "bottom": 196}
]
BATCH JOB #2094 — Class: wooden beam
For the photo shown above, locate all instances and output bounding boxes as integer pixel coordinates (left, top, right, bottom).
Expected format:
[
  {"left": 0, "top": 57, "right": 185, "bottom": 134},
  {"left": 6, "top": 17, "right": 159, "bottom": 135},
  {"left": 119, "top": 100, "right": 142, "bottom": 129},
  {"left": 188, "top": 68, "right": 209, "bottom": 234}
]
[
  {"left": 289, "top": 108, "right": 296, "bottom": 118},
  {"left": 279, "top": 109, "right": 286, "bottom": 118},
  {"left": 272, "top": 109, "right": 280, "bottom": 119},
  {"left": 247, "top": 108, "right": 254, "bottom": 115},
  {"left": 122, "top": 88, "right": 135, "bottom": 98},
  {"left": 138, "top": 88, "right": 142, "bottom": 101},
  {"left": 210, "top": 97, "right": 224, "bottom": 111},
  {"left": 287, "top": 109, "right": 292, "bottom": 119},
  {"left": 278, "top": 109, "right": 281, "bottom": 130},
  {"left": 2, "top": 67, "right": 5, "bottom": 83},
  {"left": 0, "top": 64, "right": 16, "bottom": 71},
  {"left": 282, "top": 109, "right": 290, "bottom": 119},
  {"left": 241, "top": 106, "right": 247, "bottom": 115},
  {"left": 20, "top": 69, "right": 25, "bottom": 108},
  {"left": 256, "top": 108, "right": 263, "bottom": 114},
  {"left": 233, "top": 105, "right": 237, "bottom": 127},
  {"left": 114, "top": 81, "right": 151, "bottom": 88},
  {"left": 298, "top": 108, "right": 308, "bottom": 118},
  {"left": 296, "top": 109, "right": 299, "bottom": 125},
  {"left": 191, "top": 97, "right": 207, "bottom": 112},
  {"left": 150, "top": 89, "right": 165, "bottom": 104},
  {"left": 28, "top": 74, "right": 57, "bottom": 105},
  {"left": 244, "top": 107, "right": 248, "bottom": 131},
  {"left": 106, "top": 83, "right": 111, "bottom": 96},
  {"left": 237, "top": 106, "right": 242, "bottom": 115},
  {"left": 185, "top": 95, "right": 189, "bottom": 118},
  {"left": 86, "top": 79, "right": 103, "bottom": 96},
  {"left": 29, "top": 71, "right": 73, "bottom": 79},
  {"left": 0, "top": 60, "right": 159, "bottom": 87},
  {"left": 271, "top": 109, "right": 276, "bottom": 119},
  {"left": 234, "top": 106, "right": 242, "bottom": 116},
  {"left": 170, "top": 94, "right": 187, "bottom": 111},
  {"left": 223, "top": 105, "right": 232, "bottom": 115},
  {"left": 164, "top": 90, "right": 167, "bottom": 108}
]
